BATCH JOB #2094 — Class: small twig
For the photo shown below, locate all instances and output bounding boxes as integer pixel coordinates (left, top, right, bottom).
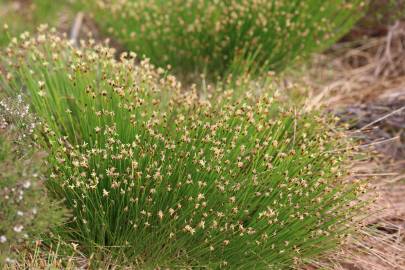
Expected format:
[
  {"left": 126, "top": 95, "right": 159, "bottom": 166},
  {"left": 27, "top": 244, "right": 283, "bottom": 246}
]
[
  {"left": 384, "top": 21, "right": 399, "bottom": 62},
  {"left": 70, "top": 12, "right": 84, "bottom": 46},
  {"left": 324, "top": 136, "right": 400, "bottom": 154},
  {"left": 375, "top": 20, "right": 402, "bottom": 77},
  {"left": 358, "top": 136, "right": 400, "bottom": 148},
  {"left": 353, "top": 173, "right": 399, "bottom": 177},
  {"left": 359, "top": 106, "right": 405, "bottom": 131}
]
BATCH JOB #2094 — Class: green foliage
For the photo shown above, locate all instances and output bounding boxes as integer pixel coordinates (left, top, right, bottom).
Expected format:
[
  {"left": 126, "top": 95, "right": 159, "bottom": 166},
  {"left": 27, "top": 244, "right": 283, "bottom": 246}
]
[
  {"left": 0, "top": 96, "right": 66, "bottom": 266},
  {"left": 0, "top": 0, "right": 64, "bottom": 47},
  {"left": 0, "top": 33, "right": 368, "bottom": 269},
  {"left": 80, "top": 0, "right": 367, "bottom": 78}
]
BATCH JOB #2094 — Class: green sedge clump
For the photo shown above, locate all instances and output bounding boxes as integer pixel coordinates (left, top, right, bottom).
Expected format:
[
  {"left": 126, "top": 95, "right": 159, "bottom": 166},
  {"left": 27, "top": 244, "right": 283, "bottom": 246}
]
[
  {"left": 1, "top": 33, "right": 367, "bottom": 269},
  {"left": 0, "top": 96, "right": 66, "bottom": 266},
  {"left": 0, "top": 0, "right": 64, "bottom": 47},
  {"left": 81, "top": 0, "right": 367, "bottom": 77}
]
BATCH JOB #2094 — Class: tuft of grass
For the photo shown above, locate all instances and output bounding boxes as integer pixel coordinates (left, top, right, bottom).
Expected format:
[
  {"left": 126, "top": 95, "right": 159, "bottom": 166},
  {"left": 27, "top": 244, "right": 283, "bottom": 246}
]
[
  {"left": 0, "top": 95, "right": 66, "bottom": 266},
  {"left": 1, "top": 32, "right": 369, "bottom": 269},
  {"left": 79, "top": 0, "right": 367, "bottom": 78},
  {"left": 0, "top": 0, "right": 65, "bottom": 47}
]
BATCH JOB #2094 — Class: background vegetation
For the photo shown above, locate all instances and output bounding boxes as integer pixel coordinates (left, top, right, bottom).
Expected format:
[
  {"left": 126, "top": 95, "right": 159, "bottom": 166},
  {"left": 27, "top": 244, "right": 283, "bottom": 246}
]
[
  {"left": 81, "top": 0, "right": 366, "bottom": 78},
  {"left": 0, "top": 0, "right": 64, "bottom": 47},
  {"left": 0, "top": 95, "right": 66, "bottom": 265}
]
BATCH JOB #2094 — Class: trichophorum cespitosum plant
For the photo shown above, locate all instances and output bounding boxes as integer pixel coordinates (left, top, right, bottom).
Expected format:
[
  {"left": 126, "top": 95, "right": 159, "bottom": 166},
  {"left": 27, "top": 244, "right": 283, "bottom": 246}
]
[
  {"left": 0, "top": 0, "right": 64, "bottom": 47},
  {"left": 0, "top": 32, "right": 369, "bottom": 269},
  {"left": 80, "top": 0, "right": 367, "bottom": 78}
]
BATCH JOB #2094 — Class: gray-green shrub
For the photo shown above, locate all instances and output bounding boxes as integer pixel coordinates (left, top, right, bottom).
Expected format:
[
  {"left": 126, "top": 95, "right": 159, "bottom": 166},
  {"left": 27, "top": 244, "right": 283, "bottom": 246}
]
[{"left": 0, "top": 96, "right": 66, "bottom": 266}]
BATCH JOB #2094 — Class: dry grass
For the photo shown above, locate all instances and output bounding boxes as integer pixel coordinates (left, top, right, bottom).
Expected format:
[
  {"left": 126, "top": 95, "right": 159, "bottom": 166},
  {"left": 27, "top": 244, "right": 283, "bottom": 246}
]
[
  {"left": 303, "top": 21, "right": 405, "bottom": 109},
  {"left": 288, "top": 20, "right": 405, "bottom": 270}
]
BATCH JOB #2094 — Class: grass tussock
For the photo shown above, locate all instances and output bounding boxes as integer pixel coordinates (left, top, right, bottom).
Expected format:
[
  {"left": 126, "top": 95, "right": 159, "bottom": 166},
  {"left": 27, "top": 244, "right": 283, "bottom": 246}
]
[
  {"left": 0, "top": 0, "right": 64, "bottom": 47},
  {"left": 80, "top": 0, "right": 367, "bottom": 78},
  {"left": 0, "top": 32, "right": 369, "bottom": 268}
]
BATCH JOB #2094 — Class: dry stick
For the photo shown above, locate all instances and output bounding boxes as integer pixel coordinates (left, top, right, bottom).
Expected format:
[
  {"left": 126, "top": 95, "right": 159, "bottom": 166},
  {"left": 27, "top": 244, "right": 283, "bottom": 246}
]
[
  {"left": 375, "top": 20, "right": 405, "bottom": 78},
  {"left": 386, "top": 174, "right": 405, "bottom": 184},
  {"left": 70, "top": 12, "right": 84, "bottom": 47},
  {"left": 385, "top": 22, "right": 398, "bottom": 61},
  {"left": 358, "top": 136, "right": 400, "bottom": 148},
  {"left": 353, "top": 173, "right": 399, "bottom": 177},
  {"left": 359, "top": 105, "right": 405, "bottom": 131},
  {"left": 351, "top": 239, "right": 399, "bottom": 267},
  {"left": 324, "top": 136, "right": 400, "bottom": 154}
]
